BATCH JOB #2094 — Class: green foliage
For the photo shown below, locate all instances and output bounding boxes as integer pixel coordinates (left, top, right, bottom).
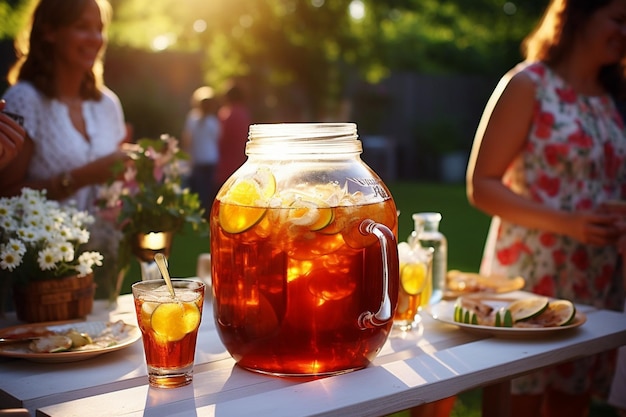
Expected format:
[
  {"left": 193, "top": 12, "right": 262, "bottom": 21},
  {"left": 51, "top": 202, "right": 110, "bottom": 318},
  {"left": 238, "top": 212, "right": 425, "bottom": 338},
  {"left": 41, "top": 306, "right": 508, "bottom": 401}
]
[
  {"left": 1, "top": 0, "right": 548, "bottom": 124},
  {"left": 0, "top": 0, "right": 32, "bottom": 40},
  {"left": 104, "top": 0, "right": 548, "bottom": 116}
]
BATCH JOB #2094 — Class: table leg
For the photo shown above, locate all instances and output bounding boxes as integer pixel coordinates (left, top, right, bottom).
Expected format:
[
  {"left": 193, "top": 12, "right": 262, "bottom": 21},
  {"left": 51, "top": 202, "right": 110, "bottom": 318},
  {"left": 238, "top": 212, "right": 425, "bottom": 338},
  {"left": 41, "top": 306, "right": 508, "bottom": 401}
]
[{"left": 482, "top": 381, "right": 511, "bottom": 417}]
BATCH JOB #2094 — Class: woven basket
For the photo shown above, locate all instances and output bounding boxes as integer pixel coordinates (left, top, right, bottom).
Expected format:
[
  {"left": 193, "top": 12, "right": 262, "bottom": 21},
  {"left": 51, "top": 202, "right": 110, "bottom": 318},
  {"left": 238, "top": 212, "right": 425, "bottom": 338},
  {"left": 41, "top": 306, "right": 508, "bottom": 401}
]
[{"left": 12, "top": 274, "right": 95, "bottom": 323}]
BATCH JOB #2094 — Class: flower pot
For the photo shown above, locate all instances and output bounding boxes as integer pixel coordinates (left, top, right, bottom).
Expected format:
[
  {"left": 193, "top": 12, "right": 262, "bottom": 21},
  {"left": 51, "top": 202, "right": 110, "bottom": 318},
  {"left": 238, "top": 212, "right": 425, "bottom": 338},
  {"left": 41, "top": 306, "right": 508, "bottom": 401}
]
[
  {"left": 131, "top": 231, "right": 175, "bottom": 281},
  {"left": 131, "top": 231, "right": 174, "bottom": 263},
  {"left": 12, "top": 274, "right": 96, "bottom": 323}
]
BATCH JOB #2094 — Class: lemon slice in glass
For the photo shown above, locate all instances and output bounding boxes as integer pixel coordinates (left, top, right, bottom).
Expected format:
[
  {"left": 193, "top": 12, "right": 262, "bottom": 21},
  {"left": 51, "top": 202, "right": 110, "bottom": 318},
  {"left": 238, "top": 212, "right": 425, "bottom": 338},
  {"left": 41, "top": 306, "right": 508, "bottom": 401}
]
[
  {"left": 151, "top": 301, "right": 201, "bottom": 342},
  {"left": 400, "top": 262, "right": 427, "bottom": 295}
]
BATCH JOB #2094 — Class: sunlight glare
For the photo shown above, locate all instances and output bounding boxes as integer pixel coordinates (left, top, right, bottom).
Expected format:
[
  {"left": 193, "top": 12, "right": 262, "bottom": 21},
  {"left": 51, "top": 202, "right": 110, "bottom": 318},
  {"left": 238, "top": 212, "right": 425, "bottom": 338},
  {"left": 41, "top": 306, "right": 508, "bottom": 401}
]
[
  {"left": 151, "top": 34, "right": 176, "bottom": 51},
  {"left": 311, "top": 0, "right": 324, "bottom": 7},
  {"left": 503, "top": 2, "right": 517, "bottom": 15},
  {"left": 193, "top": 19, "right": 207, "bottom": 33},
  {"left": 239, "top": 15, "right": 253, "bottom": 28},
  {"left": 349, "top": 0, "right": 365, "bottom": 20}
]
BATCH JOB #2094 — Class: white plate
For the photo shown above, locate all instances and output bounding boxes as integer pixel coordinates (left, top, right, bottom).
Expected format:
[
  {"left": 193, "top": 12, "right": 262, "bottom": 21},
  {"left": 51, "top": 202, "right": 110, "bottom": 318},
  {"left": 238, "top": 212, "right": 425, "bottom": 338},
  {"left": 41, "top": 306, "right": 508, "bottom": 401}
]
[
  {"left": 0, "top": 320, "right": 141, "bottom": 363},
  {"left": 428, "top": 298, "right": 586, "bottom": 338}
]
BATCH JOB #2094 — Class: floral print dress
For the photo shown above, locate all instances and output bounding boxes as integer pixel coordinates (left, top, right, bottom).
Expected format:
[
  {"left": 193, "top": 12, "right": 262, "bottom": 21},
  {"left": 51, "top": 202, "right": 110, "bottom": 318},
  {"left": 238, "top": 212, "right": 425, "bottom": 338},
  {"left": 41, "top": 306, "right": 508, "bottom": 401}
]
[{"left": 480, "top": 61, "right": 626, "bottom": 396}]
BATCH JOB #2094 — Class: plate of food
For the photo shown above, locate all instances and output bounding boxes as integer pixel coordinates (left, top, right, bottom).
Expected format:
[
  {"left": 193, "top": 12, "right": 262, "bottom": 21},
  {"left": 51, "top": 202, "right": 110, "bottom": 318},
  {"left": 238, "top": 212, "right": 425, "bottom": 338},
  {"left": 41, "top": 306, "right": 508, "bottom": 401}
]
[
  {"left": 444, "top": 270, "right": 526, "bottom": 300},
  {"left": 428, "top": 294, "right": 586, "bottom": 338},
  {"left": 0, "top": 320, "right": 141, "bottom": 363}
]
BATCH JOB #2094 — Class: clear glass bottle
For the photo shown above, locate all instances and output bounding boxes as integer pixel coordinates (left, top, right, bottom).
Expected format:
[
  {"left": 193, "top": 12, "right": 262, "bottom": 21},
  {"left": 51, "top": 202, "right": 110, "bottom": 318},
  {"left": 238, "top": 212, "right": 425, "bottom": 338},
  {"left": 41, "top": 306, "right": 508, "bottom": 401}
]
[{"left": 409, "top": 212, "right": 447, "bottom": 304}]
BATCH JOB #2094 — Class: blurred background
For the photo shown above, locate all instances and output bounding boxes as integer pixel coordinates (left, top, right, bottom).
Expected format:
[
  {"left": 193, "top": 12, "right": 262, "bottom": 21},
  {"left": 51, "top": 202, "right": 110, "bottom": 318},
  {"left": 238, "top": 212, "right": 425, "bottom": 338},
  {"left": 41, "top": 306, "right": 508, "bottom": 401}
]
[{"left": 0, "top": 0, "right": 546, "bottom": 183}]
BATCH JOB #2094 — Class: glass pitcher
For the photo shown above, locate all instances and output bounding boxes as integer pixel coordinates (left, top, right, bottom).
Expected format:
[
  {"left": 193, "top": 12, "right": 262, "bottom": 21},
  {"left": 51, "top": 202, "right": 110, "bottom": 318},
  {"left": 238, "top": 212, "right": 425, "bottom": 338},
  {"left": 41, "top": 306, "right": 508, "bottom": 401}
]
[{"left": 210, "top": 123, "right": 399, "bottom": 376}]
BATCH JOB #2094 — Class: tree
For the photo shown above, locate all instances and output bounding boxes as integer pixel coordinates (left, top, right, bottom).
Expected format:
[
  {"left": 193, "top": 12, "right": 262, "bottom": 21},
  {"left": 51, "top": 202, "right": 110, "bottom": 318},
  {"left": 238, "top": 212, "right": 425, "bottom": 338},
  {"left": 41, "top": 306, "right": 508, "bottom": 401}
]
[{"left": 1, "top": 0, "right": 547, "bottom": 120}]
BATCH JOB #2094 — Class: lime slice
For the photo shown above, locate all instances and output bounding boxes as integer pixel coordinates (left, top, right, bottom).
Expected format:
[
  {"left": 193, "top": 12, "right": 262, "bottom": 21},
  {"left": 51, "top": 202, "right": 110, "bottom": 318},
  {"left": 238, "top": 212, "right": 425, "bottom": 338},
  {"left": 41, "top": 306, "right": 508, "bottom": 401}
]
[
  {"left": 400, "top": 263, "right": 427, "bottom": 295},
  {"left": 494, "top": 308, "right": 513, "bottom": 327},
  {"left": 454, "top": 304, "right": 462, "bottom": 322},
  {"left": 546, "top": 299, "right": 576, "bottom": 326},
  {"left": 151, "top": 301, "right": 201, "bottom": 342},
  {"left": 517, "top": 299, "right": 576, "bottom": 327},
  {"left": 288, "top": 195, "right": 335, "bottom": 231},
  {"left": 508, "top": 297, "right": 549, "bottom": 322},
  {"left": 218, "top": 169, "right": 276, "bottom": 234},
  {"left": 453, "top": 303, "right": 478, "bottom": 325},
  {"left": 66, "top": 330, "right": 92, "bottom": 348}
]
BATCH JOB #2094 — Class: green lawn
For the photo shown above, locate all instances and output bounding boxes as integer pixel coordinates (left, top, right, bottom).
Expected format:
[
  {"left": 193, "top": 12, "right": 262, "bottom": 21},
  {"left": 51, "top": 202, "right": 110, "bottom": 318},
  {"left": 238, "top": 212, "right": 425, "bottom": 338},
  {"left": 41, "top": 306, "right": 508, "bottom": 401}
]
[{"left": 390, "top": 181, "right": 491, "bottom": 273}]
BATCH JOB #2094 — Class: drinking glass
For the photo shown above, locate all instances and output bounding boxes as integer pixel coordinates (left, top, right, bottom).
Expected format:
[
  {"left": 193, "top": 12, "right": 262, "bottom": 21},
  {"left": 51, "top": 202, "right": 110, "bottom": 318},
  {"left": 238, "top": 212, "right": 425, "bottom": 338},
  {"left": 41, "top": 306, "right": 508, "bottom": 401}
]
[
  {"left": 132, "top": 279, "right": 205, "bottom": 388},
  {"left": 393, "top": 243, "right": 433, "bottom": 331}
]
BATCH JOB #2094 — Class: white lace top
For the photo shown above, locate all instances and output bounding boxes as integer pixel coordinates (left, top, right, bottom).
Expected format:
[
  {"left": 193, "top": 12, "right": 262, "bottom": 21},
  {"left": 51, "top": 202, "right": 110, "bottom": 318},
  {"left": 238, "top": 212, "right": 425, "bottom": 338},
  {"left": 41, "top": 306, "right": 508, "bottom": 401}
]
[{"left": 2, "top": 81, "right": 126, "bottom": 211}]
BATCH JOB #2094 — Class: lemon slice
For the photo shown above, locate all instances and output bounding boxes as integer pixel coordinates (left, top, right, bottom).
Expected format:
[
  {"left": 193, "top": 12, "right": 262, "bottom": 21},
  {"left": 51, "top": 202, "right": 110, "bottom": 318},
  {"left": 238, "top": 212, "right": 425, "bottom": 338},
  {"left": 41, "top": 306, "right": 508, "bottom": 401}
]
[
  {"left": 151, "top": 301, "right": 201, "bottom": 342},
  {"left": 400, "top": 262, "right": 427, "bottom": 295},
  {"left": 141, "top": 301, "right": 158, "bottom": 328},
  {"left": 508, "top": 297, "right": 549, "bottom": 322},
  {"left": 218, "top": 169, "right": 276, "bottom": 234}
]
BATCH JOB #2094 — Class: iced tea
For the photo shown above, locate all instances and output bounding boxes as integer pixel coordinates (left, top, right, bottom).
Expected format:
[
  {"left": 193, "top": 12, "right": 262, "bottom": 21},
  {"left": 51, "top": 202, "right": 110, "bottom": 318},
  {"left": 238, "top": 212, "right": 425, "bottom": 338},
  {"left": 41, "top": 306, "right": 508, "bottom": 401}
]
[
  {"left": 211, "top": 171, "right": 398, "bottom": 376},
  {"left": 393, "top": 243, "right": 432, "bottom": 331},
  {"left": 132, "top": 279, "right": 205, "bottom": 388}
]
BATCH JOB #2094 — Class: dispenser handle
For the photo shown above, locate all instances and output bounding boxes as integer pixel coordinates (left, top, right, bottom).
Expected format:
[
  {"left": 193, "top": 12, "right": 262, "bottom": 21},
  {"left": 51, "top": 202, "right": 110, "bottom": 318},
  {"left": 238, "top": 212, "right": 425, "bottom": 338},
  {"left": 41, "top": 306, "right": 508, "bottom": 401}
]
[{"left": 357, "top": 219, "right": 399, "bottom": 329}]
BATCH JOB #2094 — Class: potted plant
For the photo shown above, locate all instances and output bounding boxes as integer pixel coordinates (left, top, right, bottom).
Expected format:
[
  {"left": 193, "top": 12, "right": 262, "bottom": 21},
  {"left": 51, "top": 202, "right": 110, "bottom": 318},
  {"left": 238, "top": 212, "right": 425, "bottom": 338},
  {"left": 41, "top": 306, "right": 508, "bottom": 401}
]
[
  {"left": 0, "top": 188, "right": 103, "bottom": 322},
  {"left": 97, "top": 134, "right": 208, "bottom": 282}
]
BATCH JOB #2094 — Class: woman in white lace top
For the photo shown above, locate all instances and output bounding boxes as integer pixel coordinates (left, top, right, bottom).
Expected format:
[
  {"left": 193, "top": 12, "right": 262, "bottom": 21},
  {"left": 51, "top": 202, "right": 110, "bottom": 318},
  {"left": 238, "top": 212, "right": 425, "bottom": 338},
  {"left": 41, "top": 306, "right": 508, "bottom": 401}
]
[{"left": 0, "top": 0, "right": 128, "bottom": 212}]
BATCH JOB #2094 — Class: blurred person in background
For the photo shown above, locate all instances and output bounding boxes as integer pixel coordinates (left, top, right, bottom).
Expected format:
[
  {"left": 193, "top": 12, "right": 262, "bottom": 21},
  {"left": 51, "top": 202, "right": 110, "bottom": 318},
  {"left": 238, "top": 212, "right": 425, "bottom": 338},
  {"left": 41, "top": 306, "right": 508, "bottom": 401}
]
[
  {"left": 466, "top": 0, "right": 626, "bottom": 416},
  {"left": 215, "top": 83, "right": 251, "bottom": 190},
  {"left": 0, "top": 100, "right": 25, "bottom": 170},
  {"left": 181, "top": 86, "right": 221, "bottom": 216},
  {"left": 0, "top": 0, "right": 128, "bottom": 211}
]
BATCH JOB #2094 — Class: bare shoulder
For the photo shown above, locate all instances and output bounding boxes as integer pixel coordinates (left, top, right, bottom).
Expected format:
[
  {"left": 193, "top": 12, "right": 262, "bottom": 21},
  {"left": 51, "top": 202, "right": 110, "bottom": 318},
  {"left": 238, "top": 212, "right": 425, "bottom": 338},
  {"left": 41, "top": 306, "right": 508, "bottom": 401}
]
[{"left": 497, "top": 65, "right": 537, "bottom": 101}]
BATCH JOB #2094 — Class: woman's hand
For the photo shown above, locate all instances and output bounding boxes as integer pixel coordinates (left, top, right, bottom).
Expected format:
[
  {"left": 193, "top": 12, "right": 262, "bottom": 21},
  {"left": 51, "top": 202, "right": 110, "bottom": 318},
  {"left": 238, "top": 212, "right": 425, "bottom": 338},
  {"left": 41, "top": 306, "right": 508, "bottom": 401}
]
[
  {"left": 566, "top": 210, "right": 622, "bottom": 246},
  {"left": 0, "top": 100, "right": 26, "bottom": 170},
  {"left": 86, "top": 149, "right": 131, "bottom": 184}
]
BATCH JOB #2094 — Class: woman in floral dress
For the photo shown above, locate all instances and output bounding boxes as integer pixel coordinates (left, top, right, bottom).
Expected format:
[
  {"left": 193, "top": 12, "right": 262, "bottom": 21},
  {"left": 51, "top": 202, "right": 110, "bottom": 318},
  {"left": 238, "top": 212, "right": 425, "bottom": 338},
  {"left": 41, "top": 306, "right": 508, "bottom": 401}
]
[{"left": 466, "top": 0, "right": 626, "bottom": 416}]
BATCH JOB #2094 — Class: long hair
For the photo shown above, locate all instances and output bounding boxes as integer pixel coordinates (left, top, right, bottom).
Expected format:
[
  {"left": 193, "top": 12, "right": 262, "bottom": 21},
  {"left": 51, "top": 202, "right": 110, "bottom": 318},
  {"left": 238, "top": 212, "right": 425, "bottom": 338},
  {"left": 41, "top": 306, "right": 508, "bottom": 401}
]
[
  {"left": 522, "top": 0, "right": 626, "bottom": 97},
  {"left": 7, "top": 0, "right": 112, "bottom": 100}
]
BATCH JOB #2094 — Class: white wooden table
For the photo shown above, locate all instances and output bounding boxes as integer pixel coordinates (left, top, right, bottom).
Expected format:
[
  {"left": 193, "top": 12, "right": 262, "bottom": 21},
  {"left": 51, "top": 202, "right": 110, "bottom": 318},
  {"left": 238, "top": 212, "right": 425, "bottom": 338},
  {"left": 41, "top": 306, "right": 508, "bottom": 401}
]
[{"left": 0, "top": 291, "right": 625, "bottom": 417}]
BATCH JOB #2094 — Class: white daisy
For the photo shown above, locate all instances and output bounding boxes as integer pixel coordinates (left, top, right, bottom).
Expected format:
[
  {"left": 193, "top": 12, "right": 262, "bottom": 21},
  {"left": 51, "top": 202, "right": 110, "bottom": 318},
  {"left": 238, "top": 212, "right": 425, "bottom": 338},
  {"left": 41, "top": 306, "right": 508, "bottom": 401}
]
[
  {"left": 37, "top": 247, "right": 60, "bottom": 271},
  {"left": 55, "top": 241, "right": 75, "bottom": 263},
  {"left": 5, "top": 238, "right": 26, "bottom": 256},
  {"left": 0, "top": 248, "right": 22, "bottom": 271}
]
